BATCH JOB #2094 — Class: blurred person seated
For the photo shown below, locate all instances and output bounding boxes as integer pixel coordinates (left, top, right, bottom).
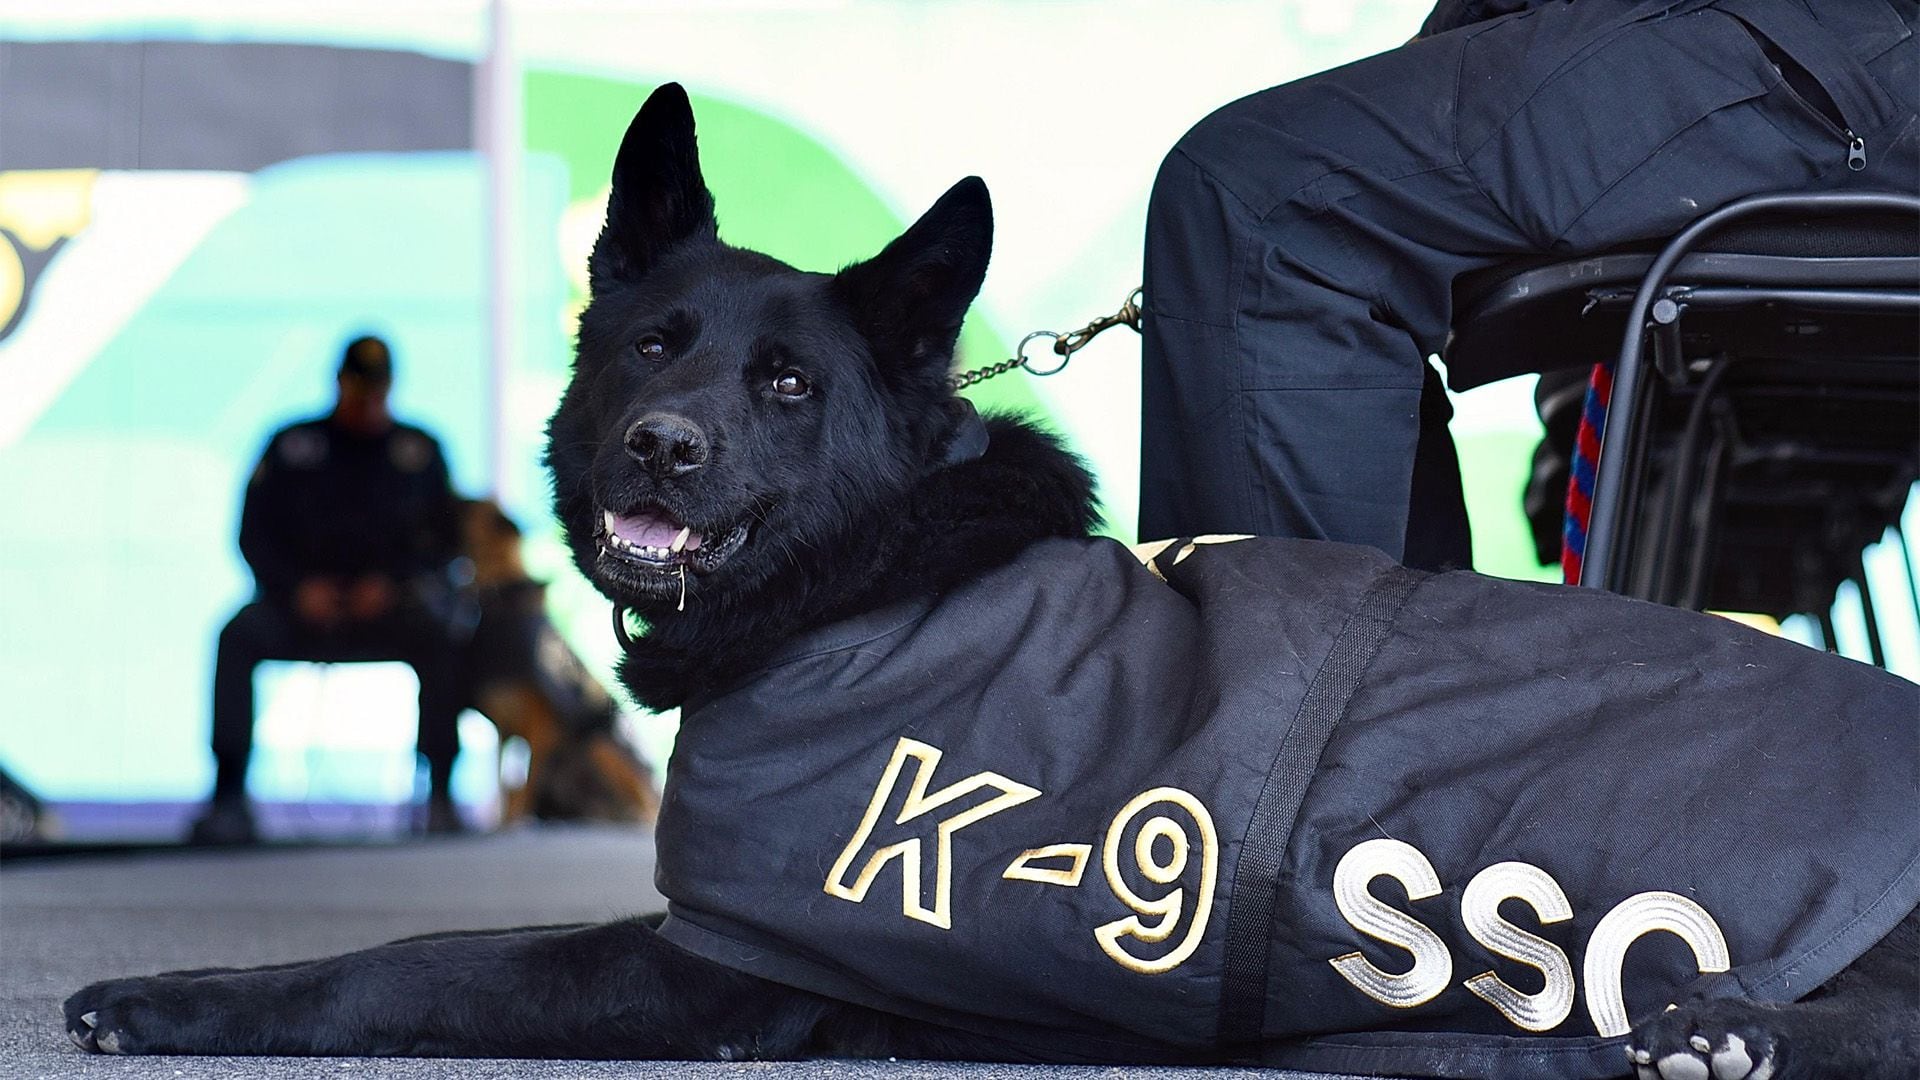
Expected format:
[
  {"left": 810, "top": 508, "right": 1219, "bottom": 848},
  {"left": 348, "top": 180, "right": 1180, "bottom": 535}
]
[{"left": 188, "top": 336, "right": 465, "bottom": 844}]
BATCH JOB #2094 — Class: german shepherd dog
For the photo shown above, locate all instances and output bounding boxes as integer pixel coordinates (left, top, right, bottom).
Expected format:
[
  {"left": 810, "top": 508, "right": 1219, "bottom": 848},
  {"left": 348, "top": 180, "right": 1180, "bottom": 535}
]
[
  {"left": 65, "top": 85, "right": 1917, "bottom": 1079},
  {"left": 457, "top": 498, "right": 659, "bottom": 825}
]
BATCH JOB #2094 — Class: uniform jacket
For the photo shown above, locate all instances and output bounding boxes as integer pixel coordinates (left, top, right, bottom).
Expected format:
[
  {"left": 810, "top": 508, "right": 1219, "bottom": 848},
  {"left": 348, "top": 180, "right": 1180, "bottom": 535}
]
[
  {"left": 239, "top": 417, "right": 460, "bottom": 599},
  {"left": 654, "top": 536, "right": 1919, "bottom": 1079}
]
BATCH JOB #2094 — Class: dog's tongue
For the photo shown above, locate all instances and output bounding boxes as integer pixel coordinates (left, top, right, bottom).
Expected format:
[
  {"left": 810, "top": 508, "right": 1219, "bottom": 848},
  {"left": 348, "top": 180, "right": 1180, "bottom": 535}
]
[{"left": 606, "top": 509, "right": 703, "bottom": 550}]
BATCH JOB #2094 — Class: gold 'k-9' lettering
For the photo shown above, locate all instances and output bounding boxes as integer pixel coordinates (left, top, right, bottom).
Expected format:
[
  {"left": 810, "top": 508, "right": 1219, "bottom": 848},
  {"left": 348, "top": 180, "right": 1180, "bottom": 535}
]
[
  {"left": 826, "top": 738, "right": 1221, "bottom": 975},
  {"left": 824, "top": 737, "right": 1040, "bottom": 929},
  {"left": 1091, "top": 787, "right": 1218, "bottom": 974}
]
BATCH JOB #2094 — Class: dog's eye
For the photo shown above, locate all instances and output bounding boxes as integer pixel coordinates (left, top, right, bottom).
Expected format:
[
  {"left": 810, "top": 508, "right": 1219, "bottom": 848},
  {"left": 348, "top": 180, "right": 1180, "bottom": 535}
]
[
  {"left": 634, "top": 337, "right": 667, "bottom": 362},
  {"left": 772, "top": 370, "right": 812, "bottom": 398}
]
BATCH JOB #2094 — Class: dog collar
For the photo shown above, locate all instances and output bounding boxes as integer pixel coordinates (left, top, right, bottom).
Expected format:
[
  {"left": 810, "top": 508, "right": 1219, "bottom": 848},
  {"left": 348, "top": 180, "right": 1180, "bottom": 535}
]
[
  {"left": 938, "top": 398, "right": 990, "bottom": 468},
  {"left": 613, "top": 603, "right": 641, "bottom": 650}
]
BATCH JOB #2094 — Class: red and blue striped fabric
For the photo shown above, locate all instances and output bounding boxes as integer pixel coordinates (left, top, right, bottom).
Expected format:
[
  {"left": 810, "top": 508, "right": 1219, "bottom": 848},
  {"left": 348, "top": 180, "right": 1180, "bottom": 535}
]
[{"left": 1561, "top": 361, "right": 1613, "bottom": 585}]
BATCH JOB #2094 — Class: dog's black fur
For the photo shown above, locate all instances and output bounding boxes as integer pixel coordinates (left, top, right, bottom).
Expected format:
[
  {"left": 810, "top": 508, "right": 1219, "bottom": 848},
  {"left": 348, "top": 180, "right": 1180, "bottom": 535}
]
[
  {"left": 547, "top": 86, "right": 1093, "bottom": 711},
  {"left": 65, "top": 85, "right": 1917, "bottom": 1078}
]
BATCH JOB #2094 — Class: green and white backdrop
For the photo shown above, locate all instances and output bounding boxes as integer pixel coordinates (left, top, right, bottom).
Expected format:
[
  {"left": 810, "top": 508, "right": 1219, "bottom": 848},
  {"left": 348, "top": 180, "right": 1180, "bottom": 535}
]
[{"left": 3, "top": 1, "right": 1905, "bottom": 822}]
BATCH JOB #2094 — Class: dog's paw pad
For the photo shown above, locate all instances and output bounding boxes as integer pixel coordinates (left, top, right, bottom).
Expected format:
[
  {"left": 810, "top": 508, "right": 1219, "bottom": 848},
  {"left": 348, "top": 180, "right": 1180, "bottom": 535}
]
[
  {"left": 66, "top": 1007, "right": 131, "bottom": 1055},
  {"left": 1656, "top": 1051, "right": 1710, "bottom": 1080},
  {"left": 80, "top": 1011, "right": 133, "bottom": 1056},
  {"left": 65, "top": 983, "right": 161, "bottom": 1056},
  {"left": 1630, "top": 1007, "right": 1779, "bottom": 1080},
  {"left": 66, "top": 1008, "right": 100, "bottom": 1053},
  {"left": 1711, "top": 1033, "right": 1770, "bottom": 1080}
]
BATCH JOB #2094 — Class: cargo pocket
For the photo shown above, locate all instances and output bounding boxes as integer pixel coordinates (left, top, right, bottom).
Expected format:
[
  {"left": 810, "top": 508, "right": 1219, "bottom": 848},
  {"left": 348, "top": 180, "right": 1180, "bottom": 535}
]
[
  {"left": 1733, "top": 32, "right": 1871, "bottom": 175},
  {"left": 1459, "top": 7, "right": 1776, "bottom": 250},
  {"left": 1715, "top": 0, "right": 1907, "bottom": 174}
]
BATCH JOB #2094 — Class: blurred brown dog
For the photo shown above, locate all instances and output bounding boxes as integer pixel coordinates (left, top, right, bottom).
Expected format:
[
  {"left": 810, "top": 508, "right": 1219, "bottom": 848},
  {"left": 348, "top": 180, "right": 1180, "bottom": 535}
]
[{"left": 459, "top": 499, "right": 659, "bottom": 825}]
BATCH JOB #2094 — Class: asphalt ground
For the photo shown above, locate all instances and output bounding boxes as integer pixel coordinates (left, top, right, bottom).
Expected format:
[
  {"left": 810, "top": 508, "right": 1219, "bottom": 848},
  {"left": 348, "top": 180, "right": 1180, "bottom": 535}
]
[{"left": 2, "top": 826, "right": 1367, "bottom": 1080}]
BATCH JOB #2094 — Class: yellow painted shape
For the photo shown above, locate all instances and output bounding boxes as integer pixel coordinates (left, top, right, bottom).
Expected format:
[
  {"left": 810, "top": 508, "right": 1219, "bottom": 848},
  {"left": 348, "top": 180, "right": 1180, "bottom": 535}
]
[
  {"left": 0, "top": 170, "right": 97, "bottom": 251},
  {"left": 0, "top": 236, "right": 22, "bottom": 332}
]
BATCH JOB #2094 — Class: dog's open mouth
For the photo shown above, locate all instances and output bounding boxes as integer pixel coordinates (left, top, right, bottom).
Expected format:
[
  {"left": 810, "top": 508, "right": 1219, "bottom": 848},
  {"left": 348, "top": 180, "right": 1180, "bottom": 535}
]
[{"left": 596, "top": 506, "right": 749, "bottom": 578}]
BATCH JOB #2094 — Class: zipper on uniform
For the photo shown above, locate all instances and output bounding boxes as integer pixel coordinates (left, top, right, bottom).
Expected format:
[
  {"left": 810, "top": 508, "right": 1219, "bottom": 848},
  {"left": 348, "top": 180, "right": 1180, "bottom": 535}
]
[{"left": 1742, "top": 25, "right": 1869, "bottom": 173}]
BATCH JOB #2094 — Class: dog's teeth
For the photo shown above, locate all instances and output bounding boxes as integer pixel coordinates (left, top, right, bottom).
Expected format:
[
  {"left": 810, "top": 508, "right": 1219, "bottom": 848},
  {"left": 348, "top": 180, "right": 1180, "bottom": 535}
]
[
  {"left": 603, "top": 510, "right": 617, "bottom": 534},
  {"left": 671, "top": 525, "right": 691, "bottom": 553}
]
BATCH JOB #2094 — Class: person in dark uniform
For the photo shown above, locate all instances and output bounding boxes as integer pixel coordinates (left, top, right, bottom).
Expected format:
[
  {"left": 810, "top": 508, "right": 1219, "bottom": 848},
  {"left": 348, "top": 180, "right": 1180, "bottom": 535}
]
[
  {"left": 188, "top": 336, "right": 465, "bottom": 844},
  {"left": 1139, "top": 0, "right": 1919, "bottom": 570}
]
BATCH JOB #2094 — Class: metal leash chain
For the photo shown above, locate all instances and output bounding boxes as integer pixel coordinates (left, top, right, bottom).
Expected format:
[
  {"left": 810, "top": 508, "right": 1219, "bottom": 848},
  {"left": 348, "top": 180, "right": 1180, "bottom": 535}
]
[{"left": 948, "top": 287, "right": 1144, "bottom": 391}]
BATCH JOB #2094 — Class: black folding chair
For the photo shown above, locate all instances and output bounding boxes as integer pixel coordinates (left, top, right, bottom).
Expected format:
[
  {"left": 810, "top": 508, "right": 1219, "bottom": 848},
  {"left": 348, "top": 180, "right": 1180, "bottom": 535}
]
[{"left": 1446, "top": 190, "right": 1920, "bottom": 663}]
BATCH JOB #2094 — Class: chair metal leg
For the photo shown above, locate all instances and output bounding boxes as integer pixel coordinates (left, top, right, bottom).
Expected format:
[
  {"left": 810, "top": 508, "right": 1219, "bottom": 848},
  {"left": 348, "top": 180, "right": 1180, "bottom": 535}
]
[
  {"left": 1651, "top": 358, "right": 1733, "bottom": 606},
  {"left": 1580, "top": 189, "right": 1920, "bottom": 592},
  {"left": 1817, "top": 608, "right": 1840, "bottom": 654},
  {"left": 1895, "top": 524, "right": 1920, "bottom": 636},
  {"left": 1678, "top": 430, "right": 1733, "bottom": 612},
  {"left": 1854, "top": 559, "right": 1887, "bottom": 670}
]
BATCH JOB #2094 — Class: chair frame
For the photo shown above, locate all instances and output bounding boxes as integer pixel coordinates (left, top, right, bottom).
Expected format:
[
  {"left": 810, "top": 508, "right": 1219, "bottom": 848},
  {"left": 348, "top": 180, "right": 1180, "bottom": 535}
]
[{"left": 1575, "top": 190, "right": 1920, "bottom": 615}]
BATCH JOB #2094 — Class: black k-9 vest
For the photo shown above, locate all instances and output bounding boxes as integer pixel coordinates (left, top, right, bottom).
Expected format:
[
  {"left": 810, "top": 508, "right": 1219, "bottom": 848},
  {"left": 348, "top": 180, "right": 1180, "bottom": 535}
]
[{"left": 654, "top": 537, "right": 1920, "bottom": 1079}]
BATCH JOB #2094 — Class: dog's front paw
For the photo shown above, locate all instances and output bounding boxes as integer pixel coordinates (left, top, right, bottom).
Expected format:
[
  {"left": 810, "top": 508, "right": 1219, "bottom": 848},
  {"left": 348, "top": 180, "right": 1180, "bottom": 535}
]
[
  {"left": 65, "top": 975, "right": 218, "bottom": 1055},
  {"left": 1627, "top": 1000, "right": 1782, "bottom": 1080}
]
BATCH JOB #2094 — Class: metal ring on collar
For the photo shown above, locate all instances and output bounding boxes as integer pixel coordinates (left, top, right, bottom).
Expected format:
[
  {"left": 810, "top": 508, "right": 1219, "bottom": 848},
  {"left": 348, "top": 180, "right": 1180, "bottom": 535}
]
[
  {"left": 612, "top": 604, "right": 640, "bottom": 650},
  {"left": 1018, "top": 330, "right": 1068, "bottom": 377}
]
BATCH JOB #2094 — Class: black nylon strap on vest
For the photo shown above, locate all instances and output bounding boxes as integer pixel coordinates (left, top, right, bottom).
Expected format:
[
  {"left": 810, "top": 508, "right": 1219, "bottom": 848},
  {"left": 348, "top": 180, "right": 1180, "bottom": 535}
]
[{"left": 1216, "top": 564, "right": 1426, "bottom": 1048}]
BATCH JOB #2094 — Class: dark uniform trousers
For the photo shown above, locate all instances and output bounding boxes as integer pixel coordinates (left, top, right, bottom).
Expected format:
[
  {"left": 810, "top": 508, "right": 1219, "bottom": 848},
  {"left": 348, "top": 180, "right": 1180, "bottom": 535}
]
[
  {"left": 1139, "top": 0, "right": 1920, "bottom": 569},
  {"left": 210, "top": 596, "right": 463, "bottom": 800}
]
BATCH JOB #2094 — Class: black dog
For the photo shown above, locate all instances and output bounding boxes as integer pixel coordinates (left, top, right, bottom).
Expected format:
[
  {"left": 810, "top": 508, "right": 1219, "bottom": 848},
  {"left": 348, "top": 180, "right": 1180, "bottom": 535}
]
[{"left": 66, "top": 85, "right": 1917, "bottom": 1079}]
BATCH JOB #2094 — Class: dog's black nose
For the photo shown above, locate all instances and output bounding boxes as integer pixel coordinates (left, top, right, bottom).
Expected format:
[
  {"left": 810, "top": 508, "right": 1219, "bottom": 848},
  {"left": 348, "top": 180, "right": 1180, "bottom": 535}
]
[{"left": 625, "top": 413, "right": 709, "bottom": 477}]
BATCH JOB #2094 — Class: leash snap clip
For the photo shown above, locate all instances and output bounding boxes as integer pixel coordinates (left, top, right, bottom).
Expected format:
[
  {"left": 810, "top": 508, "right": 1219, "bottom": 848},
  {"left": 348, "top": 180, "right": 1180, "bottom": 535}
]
[{"left": 1056, "top": 287, "right": 1145, "bottom": 358}]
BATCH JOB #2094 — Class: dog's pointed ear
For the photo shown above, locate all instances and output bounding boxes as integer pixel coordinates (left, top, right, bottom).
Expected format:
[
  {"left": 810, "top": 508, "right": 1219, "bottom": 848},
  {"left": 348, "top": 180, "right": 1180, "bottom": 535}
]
[
  {"left": 833, "top": 177, "right": 992, "bottom": 380},
  {"left": 589, "top": 83, "right": 718, "bottom": 292}
]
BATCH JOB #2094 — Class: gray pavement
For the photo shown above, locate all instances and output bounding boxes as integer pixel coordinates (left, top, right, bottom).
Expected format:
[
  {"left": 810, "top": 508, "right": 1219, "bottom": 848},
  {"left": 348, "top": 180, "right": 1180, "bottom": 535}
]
[{"left": 2, "top": 826, "right": 1360, "bottom": 1080}]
